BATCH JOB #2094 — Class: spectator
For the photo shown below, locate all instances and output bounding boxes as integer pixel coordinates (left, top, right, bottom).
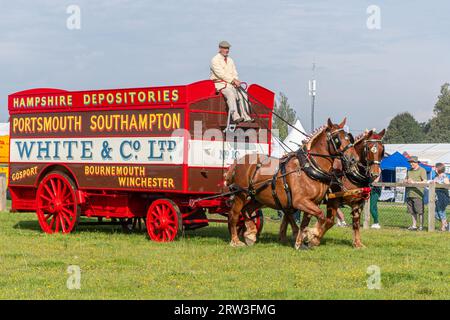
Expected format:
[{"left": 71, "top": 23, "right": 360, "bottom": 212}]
[
  {"left": 433, "top": 163, "right": 449, "bottom": 231},
  {"left": 370, "top": 175, "right": 382, "bottom": 229},
  {"left": 405, "top": 156, "right": 427, "bottom": 231}
]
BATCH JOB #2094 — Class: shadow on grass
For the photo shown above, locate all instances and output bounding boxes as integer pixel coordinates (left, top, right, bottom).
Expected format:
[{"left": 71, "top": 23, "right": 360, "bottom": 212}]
[
  {"left": 12, "top": 219, "right": 352, "bottom": 248},
  {"left": 13, "top": 219, "right": 134, "bottom": 235},
  {"left": 183, "top": 224, "right": 296, "bottom": 247}
]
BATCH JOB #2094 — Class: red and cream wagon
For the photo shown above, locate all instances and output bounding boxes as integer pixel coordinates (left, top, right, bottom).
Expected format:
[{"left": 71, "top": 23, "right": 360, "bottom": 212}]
[{"left": 8, "top": 80, "right": 274, "bottom": 241}]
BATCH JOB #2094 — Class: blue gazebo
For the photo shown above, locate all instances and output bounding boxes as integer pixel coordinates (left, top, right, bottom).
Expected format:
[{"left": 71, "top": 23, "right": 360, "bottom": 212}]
[{"left": 380, "top": 151, "right": 432, "bottom": 182}]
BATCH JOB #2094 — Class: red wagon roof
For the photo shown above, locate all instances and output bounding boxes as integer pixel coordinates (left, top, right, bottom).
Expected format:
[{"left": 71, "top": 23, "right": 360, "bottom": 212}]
[{"left": 8, "top": 80, "right": 275, "bottom": 114}]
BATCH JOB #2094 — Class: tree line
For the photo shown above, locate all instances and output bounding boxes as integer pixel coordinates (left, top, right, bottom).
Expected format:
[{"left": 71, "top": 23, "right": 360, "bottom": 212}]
[{"left": 384, "top": 83, "right": 450, "bottom": 143}]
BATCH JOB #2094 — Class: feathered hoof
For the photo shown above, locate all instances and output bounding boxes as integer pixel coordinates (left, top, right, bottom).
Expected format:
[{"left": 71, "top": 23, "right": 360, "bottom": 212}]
[
  {"left": 230, "top": 240, "right": 246, "bottom": 247},
  {"left": 294, "top": 242, "right": 310, "bottom": 250},
  {"left": 244, "top": 234, "right": 257, "bottom": 246}
]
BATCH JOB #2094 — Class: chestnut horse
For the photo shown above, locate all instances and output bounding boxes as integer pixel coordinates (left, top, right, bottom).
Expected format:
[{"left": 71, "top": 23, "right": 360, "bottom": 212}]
[
  {"left": 224, "top": 118, "right": 359, "bottom": 249},
  {"left": 279, "top": 129, "right": 386, "bottom": 248}
]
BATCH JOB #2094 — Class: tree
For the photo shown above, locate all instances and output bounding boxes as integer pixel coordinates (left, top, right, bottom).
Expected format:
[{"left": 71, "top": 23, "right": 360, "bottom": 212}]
[
  {"left": 272, "top": 92, "right": 296, "bottom": 141},
  {"left": 425, "top": 83, "right": 450, "bottom": 142},
  {"left": 384, "top": 112, "right": 425, "bottom": 143}
]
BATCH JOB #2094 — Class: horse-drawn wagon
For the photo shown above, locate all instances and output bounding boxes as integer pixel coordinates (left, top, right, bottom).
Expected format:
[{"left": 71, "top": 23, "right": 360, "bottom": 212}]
[{"left": 8, "top": 80, "right": 274, "bottom": 241}]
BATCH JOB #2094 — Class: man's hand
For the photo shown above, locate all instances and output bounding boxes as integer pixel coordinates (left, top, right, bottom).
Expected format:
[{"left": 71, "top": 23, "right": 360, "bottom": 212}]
[{"left": 232, "top": 79, "right": 241, "bottom": 87}]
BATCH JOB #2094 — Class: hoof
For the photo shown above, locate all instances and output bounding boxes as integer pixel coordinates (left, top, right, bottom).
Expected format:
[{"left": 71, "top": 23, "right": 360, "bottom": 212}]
[
  {"left": 295, "top": 242, "right": 310, "bottom": 250},
  {"left": 299, "top": 243, "right": 310, "bottom": 250},
  {"left": 244, "top": 236, "right": 256, "bottom": 246},
  {"left": 244, "top": 230, "right": 257, "bottom": 246},
  {"left": 230, "top": 240, "right": 246, "bottom": 247},
  {"left": 353, "top": 242, "right": 366, "bottom": 249}
]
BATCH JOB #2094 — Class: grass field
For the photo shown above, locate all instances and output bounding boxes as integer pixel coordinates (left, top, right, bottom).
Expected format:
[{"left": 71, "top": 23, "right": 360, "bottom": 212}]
[{"left": 0, "top": 206, "right": 449, "bottom": 300}]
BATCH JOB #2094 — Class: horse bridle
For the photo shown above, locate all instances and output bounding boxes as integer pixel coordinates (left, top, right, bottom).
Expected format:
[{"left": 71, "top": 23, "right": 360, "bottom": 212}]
[
  {"left": 326, "top": 128, "right": 355, "bottom": 156},
  {"left": 344, "top": 137, "right": 384, "bottom": 186},
  {"left": 363, "top": 139, "right": 384, "bottom": 167}
]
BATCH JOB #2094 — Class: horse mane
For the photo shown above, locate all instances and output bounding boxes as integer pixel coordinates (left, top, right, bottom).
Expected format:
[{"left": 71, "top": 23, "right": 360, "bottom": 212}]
[
  {"left": 371, "top": 133, "right": 384, "bottom": 140},
  {"left": 354, "top": 132, "right": 368, "bottom": 144},
  {"left": 302, "top": 125, "right": 327, "bottom": 149}
]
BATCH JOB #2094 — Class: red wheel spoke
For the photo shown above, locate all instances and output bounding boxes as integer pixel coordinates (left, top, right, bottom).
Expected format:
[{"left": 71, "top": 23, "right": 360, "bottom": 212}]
[
  {"left": 40, "top": 194, "right": 53, "bottom": 203},
  {"left": 60, "top": 210, "right": 72, "bottom": 225},
  {"left": 50, "top": 179, "right": 58, "bottom": 197},
  {"left": 49, "top": 215, "right": 56, "bottom": 228},
  {"left": 62, "top": 202, "right": 75, "bottom": 208},
  {"left": 44, "top": 184, "right": 55, "bottom": 199},
  {"left": 61, "top": 207, "right": 75, "bottom": 217},
  {"left": 56, "top": 179, "right": 61, "bottom": 199},
  {"left": 59, "top": 215, "right": 67, "bottom": 233},
  {"left": 54, "top": 215, "right": 60, "bottom": 232}
]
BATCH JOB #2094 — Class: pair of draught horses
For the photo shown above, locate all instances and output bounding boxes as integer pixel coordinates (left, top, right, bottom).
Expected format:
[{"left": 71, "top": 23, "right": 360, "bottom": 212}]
[{"left": 224, "top": 118, "right": 385, "bottom": 249}]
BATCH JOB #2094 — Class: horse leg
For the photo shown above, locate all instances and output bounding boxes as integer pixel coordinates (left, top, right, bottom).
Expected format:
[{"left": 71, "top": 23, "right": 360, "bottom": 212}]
[
  {"left": 279, "top": 211, "right": 289, "bottom": 243},
  {"left": 278, "top": 210, "right": 299, "bottom": 243},
  {"left": 293, "top": 201, "right": 325, "bottom": 250},
  {"left": 289, "top": 211, "right": 300, "bottom": 240},
  {"left": 228, "top": 195, "right": 246, "bottom": 247},
  {"left": 242, "top": 202, "right": 260, "bottom": 246},
  {"left": 296, "top": 213, "right": 312, "bottom": 250},
  {"left": 310, "top": 202, "right": 339, "bottom": 247},
  {"left": 351, "top": 203, "right": 365, "bottom": 248}
]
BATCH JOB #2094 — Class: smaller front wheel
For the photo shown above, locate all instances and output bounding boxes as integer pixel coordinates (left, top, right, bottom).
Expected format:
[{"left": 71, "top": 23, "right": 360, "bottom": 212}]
[{"left": 146, "top": 199, "right": 182, "bottom": 242}]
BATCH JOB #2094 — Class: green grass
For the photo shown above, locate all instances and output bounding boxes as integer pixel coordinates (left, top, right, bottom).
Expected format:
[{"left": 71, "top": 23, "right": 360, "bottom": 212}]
[{"left": 0, "top": 206, "right": 449, "bottom": 300}]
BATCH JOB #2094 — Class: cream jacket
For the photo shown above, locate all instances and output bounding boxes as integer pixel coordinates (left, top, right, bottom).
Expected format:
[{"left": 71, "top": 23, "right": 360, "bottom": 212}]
[{"left": 210, "top": 53, "right": 239, "bottom": 84}]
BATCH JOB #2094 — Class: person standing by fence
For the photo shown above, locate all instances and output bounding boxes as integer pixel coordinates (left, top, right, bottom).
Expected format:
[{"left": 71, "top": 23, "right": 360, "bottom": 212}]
[
  {"left": 370, "top": 175, "right": 382, "bottom": 229},
  {"left": 405, "top": 156, "right": 427, "bottom": 231},
  {"left": 433, "top": 163, "right": 449, "bottom": 231}
]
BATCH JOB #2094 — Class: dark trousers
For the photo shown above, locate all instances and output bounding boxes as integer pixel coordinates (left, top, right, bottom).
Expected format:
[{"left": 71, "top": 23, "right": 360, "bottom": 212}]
[{"left": 370, "top": 187, "right": 381, "bottom": 224}]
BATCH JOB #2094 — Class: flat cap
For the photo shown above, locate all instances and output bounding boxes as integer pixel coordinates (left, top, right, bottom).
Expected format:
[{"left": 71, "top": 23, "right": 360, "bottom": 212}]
[
  {"left": 219, "top": 40, "right": 231, "bottom": 48},
  {"left": 408, "top": 156, "right": 419, "bottom": 163}
]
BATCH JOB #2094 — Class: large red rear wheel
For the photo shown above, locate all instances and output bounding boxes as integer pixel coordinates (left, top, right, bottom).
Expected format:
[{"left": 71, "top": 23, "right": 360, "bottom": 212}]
[
  {"left": 36, "top": 172, "right": 80, "bottom": 234},
  {"left": 146, "top": 199, "right": 182, "bottom": 242}
]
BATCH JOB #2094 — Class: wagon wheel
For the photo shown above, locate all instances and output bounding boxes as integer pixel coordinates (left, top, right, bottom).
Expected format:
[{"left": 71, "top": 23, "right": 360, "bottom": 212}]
[
  {"left": 236, "top": 209, "right": 264, "bottom": 238},
  {"left": 36, "top": 172, "right": 80, "bottom": 234},
  {"left": 121, "top": 217, "right": 146, "bottom": 233},
  {"left": 146, "top": 199, "right": 182, "bottom": 242}
]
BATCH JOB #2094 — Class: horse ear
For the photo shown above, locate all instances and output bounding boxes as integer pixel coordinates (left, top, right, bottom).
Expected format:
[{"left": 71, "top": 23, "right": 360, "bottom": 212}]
[
  {"left": 327, "top": 118, "right": 333, "bottom": 128},
  {"left": 338, "top": 117, "right": 347, "bottom": 128},
  {"left": 367, "top": 129, "right": 374, "bottom": 137},
  {"left": 378, "top": 129, "right": 386, "bottom": 138}
]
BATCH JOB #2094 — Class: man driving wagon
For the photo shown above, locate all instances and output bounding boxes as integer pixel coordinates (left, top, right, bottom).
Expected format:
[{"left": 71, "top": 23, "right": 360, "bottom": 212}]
[{"left": 210, "top": 41, "right": 253, "bottom": 124}]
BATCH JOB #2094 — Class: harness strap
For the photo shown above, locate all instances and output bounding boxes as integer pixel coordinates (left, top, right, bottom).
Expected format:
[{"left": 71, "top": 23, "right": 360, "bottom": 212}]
[
  {"left": 280, "top": 162, "right": 292, "bottom": 209},
  {"left": 271, "top": 170, "right": 283, "bottom": 210}
]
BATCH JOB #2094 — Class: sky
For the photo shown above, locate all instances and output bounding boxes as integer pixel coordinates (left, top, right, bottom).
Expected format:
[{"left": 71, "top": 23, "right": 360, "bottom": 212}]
[{"left": 1, "top": 0, "right": 449, "bottom": 133}]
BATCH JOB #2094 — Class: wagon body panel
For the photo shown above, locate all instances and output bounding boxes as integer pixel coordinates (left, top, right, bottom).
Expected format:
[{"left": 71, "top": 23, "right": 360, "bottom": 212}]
[{"left": 8, "top": 80, "right": 274, "bottom": 229}]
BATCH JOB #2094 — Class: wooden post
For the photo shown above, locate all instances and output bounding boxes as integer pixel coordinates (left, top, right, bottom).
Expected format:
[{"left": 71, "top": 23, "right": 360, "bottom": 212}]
[
  {"left": 0, "top": 173, "right": 6, "bottom": 212},
  {"left": 363, "top": 196, "right": 370, "bottom": 229},
  {"left": 428, "top": 181, "right": 435, "bottom": 232}
]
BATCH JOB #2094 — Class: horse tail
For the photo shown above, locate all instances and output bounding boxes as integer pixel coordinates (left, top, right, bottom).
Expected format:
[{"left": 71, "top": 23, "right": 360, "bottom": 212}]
[{"left": 224, "top": 161, "right": 237, "bottom": 187}]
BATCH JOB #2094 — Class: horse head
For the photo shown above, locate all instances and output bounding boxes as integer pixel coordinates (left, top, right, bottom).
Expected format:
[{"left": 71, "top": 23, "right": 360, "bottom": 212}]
[
  {"left": 325, "top": 118, "right": 359, "bottom": 169},
  {"left": 362, "top": 129, "right": 385, "bottom": 182}
]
